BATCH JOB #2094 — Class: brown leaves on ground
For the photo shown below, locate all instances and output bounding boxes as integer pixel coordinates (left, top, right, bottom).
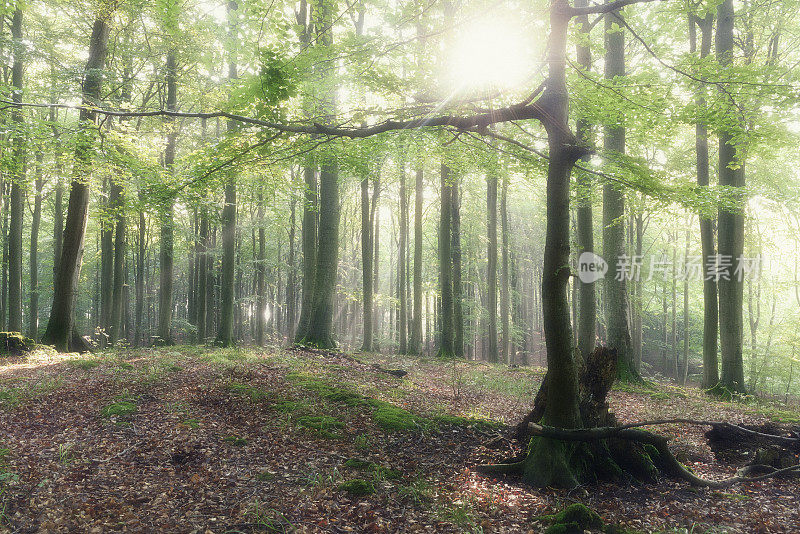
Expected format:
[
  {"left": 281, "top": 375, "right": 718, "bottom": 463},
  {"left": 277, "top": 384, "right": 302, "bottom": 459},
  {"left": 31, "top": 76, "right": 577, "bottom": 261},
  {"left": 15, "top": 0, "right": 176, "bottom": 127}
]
[{"left": 0, "top": 346, "right": 798, "bottom": 533}]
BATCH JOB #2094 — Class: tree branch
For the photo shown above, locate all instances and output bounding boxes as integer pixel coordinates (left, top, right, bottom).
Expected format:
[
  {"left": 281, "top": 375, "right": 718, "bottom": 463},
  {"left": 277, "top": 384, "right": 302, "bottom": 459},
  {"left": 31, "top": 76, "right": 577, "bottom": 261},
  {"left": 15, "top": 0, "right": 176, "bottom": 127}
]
[
  {"left": 568, "top": 0, "right": 663, "bottom": 17},
  {"left": 0, "top": 98, "right": 552, "bottom": 139}
]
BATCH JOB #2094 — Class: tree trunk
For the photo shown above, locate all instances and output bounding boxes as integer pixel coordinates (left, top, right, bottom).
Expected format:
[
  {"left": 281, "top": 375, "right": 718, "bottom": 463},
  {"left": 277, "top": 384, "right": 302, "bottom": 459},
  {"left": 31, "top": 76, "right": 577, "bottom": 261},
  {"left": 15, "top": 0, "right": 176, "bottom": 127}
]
[
  {"left": 683, "top": 225, "right": 690, "bottom": 385},
  {"left": 398, "top": 165, "right": 409, "bottom": 353},
  {"left": 255, "top": 191, "right": 266, "bottom": 346},
  {"left": 197, "top": 209, "right": 208, "bottom": 343},
  {"left": 602, "top": 4, "right": 638, "bottom": 381},
  {"left": 135, "top": 205, "right": 146, "bottom": 346},
  {"left": 575, "top": 3, "right": 595, "bottom": 361},
  {"left": 437, "top": 164, "right": 455, "bottom": 358},
  {"left": 451, "top": 176, "right": 463, "bottom": 358},
  {"left": 486, "top": 172, "right": 498, "bottom": 362},
  {"left": 690, "top": 13, "right": 719, "bottom": 389},
  {"left": 500, "top": 175, "right": 510, "bottom": 364},
  {"left": 286, "top": 197, "right": 297, "bottom": 340},
  {"left": 361, "top": 171, "right": 374, "bottom": 351},
  {"left": 109, "top": 181, "right": 125, "bottom": 344},
  {"left": 716, "top": 0, "right": 746, "bottom": 394},
  {"left": 28, "top": 151, "right": 43, "bottom": 340},
  {"left": 99, "top": 178, "right": 114, "bottom": 345},
  {"left": 215, "top": 0, "right": 239, "bottom": 347},
  {"left": 157, "top": 47, "right": 178, "bottom": 346},
  {"left": 43, "top": 11, "right": 114, "bottom": 352},
  {"left": 409, "top": 168, "right": 424, "bottom": 354},
  {"left": 7, "top": 7, "right": 25, "bottom": 334},
  {"left": 295, "top": 165, "right": 317, "bottom": 342}
]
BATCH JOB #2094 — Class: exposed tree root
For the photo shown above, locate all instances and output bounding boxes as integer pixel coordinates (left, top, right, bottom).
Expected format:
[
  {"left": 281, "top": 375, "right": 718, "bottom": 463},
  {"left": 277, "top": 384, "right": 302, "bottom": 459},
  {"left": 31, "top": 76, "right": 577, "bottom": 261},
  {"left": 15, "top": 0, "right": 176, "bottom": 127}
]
[{"left": 524, "top": 422, "right": 800, "bottom": 488}]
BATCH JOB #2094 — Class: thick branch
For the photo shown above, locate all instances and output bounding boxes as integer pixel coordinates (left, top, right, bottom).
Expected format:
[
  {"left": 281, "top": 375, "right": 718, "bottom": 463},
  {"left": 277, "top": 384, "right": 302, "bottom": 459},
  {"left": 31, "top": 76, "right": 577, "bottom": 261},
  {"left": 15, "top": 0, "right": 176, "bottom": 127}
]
[
  {"left": 568, "top": 0, "right": 663, "bottom": 17},
  {"left": 0, "top": 99, "right": 551, "bottom": 139}
]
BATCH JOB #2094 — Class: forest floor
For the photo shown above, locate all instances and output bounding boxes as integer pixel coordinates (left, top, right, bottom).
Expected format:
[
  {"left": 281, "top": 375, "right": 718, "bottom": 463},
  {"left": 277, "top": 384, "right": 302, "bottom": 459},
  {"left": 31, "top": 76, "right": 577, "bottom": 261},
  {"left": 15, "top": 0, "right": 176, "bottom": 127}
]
[{"left": 0, "top": 345, "right": 799, "bottom": 534}]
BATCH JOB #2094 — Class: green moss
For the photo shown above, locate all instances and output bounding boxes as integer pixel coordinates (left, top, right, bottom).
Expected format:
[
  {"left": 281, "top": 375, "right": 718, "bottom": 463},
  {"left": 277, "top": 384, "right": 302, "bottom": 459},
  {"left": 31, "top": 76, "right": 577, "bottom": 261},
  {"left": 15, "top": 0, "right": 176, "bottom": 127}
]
[
  {"left": 296, "top": 415, "right": 344, "bottom": 430},
  {"left": 432, "top": 413, "right": 504, "bottom": 431},
  {"left": 338, "top": 479, "right": 375, "bottom": 496},
  {"left": 538, "top": 503, "right": 603, "bottom": 533},
  {"left": 272, "top": 400, "right": 308, "bottom": 413},
  {"left": 0, "top": 332, "right": 35, "bottom": 357},
  {"left": 543, "top": 523, "right": 583, "bottom": 534},
  {"left": 100, "top": 400, "right": 137, "bottom": 419},
  {"left": 372, "top": 404, "right": 420, "bottom": 432}
]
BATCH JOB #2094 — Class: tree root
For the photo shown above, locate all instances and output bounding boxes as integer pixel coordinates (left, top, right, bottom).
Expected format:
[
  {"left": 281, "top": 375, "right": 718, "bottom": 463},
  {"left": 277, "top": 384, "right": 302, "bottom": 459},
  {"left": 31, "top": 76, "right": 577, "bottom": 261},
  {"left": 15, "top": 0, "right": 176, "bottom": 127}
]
[
  {"left": 525, "top": 422, "right": 800, "bottom": 488},
  {"left": 473, "top": 461, "right": 524, "bottom": 476}
]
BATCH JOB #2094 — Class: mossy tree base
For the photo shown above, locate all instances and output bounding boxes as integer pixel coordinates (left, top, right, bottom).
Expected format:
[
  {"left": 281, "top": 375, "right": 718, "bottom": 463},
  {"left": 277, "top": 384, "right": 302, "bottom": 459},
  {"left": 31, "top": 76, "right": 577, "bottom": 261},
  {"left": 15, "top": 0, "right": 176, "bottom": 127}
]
[
  {"left": 482, "top": 347, "right": 659, "bottom": 488},
  {"left": 0, "top": 332, "right": 35, "bottom": 357}
]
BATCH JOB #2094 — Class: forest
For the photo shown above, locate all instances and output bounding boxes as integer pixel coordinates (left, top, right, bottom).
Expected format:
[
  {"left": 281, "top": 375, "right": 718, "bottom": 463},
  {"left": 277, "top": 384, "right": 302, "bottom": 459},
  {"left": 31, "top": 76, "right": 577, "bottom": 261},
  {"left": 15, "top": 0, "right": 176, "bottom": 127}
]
[{"left": 1, "top": 0, "right": 800, "bottom": 531}]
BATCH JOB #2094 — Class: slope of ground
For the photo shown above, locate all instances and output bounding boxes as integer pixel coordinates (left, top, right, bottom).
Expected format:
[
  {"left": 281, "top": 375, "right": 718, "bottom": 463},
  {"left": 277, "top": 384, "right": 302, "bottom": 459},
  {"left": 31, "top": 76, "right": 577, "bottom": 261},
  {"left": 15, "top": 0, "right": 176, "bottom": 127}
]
[{"left": 0, "top": 346, "right": 798, "bottom": 533}]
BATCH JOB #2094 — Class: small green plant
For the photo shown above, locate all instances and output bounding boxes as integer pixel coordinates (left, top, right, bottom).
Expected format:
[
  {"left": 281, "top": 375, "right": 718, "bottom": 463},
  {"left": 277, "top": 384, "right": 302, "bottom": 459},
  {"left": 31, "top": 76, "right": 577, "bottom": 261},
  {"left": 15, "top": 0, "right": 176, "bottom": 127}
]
[
  {"left": 222, "top": 435, "right": 248, "bottom": 446},
  {"left": 397, "top": 477, "right": 434, "bottom": 505},
  {"left": 58, "top": 443, "right": 75, "bottom": 465},
  {"left": 100, "top": 399, "right": 137, "bottom": 419},
  {"left": 343, "top": 458, "right": 402, "bottom": 481},
  {"left": 244, "top": 500, "right": 293, "bottom": 532},
  {"left": 182, "top": 418, "right": 200, "bottom": 429},
  {"left": 338, "top": 478, "right": 375, "bottom": 496}
]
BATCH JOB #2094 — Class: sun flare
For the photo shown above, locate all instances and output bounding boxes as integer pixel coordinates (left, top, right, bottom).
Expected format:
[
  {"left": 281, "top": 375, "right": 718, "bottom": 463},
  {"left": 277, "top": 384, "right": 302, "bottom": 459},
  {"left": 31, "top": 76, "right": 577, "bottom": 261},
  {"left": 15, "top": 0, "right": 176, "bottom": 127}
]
[{"left": 448, "top": 16, "right": 532, "bottom": 92}]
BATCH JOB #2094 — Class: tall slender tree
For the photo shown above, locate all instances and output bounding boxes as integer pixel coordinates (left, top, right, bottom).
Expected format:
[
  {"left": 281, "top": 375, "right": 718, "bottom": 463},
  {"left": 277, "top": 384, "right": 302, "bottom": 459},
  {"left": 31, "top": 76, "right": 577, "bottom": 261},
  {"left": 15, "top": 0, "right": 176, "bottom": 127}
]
[
  {"left": 7, "top": 7, "right": 25, "bottom": 334},
  {"left": 716, "top": 0, "right": 746, "bottom": 393},
  {"left": 215, "top": 0, "right": 239, "bottom": 347},
  {"left": 602, "top": 4, "right": 639, "bottom": 381},
  {"left": 43, "top": 3, "right": 116, "bottom": 351}
]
